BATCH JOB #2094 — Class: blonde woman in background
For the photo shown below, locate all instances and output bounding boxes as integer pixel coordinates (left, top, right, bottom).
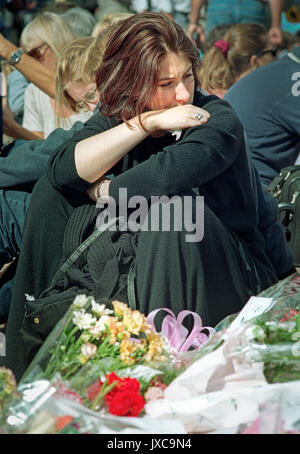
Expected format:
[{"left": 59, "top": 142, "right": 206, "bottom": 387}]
[
  {"left": 3, "top": 12, "right": 93, "bottom": 141},
  {"left": 55, "top": 36, "right": 100, "bottom": 127},
  {"left": 56, "top": 25, "right": 126, "bottom": 120},
  {"left": 199, "top": 22, "right": 278, "bottom": 99},
  {"left": 20, "top": 12, "right": 93, "bottom": 140}
]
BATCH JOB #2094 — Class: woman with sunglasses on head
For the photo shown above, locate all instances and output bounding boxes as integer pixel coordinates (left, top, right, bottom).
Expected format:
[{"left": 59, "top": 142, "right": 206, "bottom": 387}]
[
  {"left": 199, "top": 22, "right": 278, "bottom": 99},
  {"left": 4, "top": 12, "right": 94, "bottom": 141},
  {"left": 3, "top": 12, "right": 294, "bottom": 380}
]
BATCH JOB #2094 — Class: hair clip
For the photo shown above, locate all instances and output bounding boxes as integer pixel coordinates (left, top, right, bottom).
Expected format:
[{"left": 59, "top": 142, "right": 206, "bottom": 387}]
[{"left": 213, "top": 39, "right": 230, "bottom": 58}]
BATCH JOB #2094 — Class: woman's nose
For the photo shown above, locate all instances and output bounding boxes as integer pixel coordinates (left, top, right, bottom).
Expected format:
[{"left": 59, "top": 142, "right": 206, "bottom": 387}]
[{"left": 175, "top": 82, "right": 190, "bottom": 104}]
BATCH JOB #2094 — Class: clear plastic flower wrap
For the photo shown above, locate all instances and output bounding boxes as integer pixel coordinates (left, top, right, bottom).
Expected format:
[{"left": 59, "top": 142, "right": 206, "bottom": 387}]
[
  {"left": 188, "top": 272, "right": 300, "bottom": 383},
  {"left": 0, "top": 372, "right": 103, "bottom": 434},
  {"left": 258, "top": 272, "right": 300, "bottom": 304},
  {"left": 0, "top": 367, "right": 188, "bottom": 434},
  {"left": 231, "top": 304, "right": 300, "bottom": 384}
]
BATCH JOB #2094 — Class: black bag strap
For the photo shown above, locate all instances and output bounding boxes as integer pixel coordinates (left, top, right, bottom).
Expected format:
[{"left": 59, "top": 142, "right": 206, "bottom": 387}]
[
  {"left": 44, "top": 215, "right": 138, "bottom": 310},
  {"left": 46, "top": 217, "right": 122, "bottom": 292}
]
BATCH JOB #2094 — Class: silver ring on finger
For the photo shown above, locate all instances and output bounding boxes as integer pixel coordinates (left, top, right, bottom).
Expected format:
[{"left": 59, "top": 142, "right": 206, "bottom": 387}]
[{"left": 194, "top": 112, "right": 203, "bottom": 121}]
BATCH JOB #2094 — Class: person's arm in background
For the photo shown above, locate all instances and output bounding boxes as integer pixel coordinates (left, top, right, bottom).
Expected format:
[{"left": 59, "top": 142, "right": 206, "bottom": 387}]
[
  {"left": 268, "top": 0, "right": 283, "bottom": 46},
  {"left": 0, "top": 120, "right": 85, "bottom": 191},
  {"left": 1, "top": 70, "right": 41, "bottom": 140},
  {"left": 3, "top": 103, "right": 42, "bottom": 140},
  {"left": 187, "top": 0, "right": 206, "bottom": 43},
  {"left": 7, "top": 70, "right": 28, "bottom": 124},
  {"left": 0, "top": 34, "right": 56, "bottom": 99}
]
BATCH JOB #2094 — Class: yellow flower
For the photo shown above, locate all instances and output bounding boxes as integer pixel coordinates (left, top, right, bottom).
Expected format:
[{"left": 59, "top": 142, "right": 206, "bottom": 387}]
[
  {"left": 106, "top": 316, "right": 127, "bottom": 345},
  {"left": 123, "top": 309, "right": 147, "bottom": 336},
  {"left": 79, "top": 355, "right": 89, "bottom": 365},
  {"left": 120, "top": 339, "right": 140, "bottom": 365},
  {"left": 112, "top": 301, "right": 129, "bottom": 318},
  {"left": 144, "top": 328, "right": 164, "bottom": 362},
  {"left": 117, "top": 330, "right": 131, "bottom": 342}
]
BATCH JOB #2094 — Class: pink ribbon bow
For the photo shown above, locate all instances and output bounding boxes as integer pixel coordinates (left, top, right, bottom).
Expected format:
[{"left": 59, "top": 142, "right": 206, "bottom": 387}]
[
  {"left": 213, "top": 39, "right": 230, "bottom": 57},
  {"left": 146, "top": 308, "right": 215, "bottom": 352}
]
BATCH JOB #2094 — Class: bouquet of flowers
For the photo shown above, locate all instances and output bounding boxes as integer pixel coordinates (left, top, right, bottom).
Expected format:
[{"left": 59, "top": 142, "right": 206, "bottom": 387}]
[
  {"left": 21, "top": 295, "right": 214, "bottom": 419},
  {"left": 41, "top": 296, "right": 167, "bottom": 381}
]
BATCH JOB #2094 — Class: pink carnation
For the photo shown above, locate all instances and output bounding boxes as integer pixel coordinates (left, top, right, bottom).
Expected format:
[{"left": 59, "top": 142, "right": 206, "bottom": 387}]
[{"left": 144, "top": 386, "right": 165, "bottom": 402}]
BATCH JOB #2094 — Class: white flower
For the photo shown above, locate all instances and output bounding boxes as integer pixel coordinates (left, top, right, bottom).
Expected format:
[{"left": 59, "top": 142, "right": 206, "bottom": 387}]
[
  {"left": 89, "top": 316, "right": 110, "bottom": 336},
  {"left": 91, "top": 300, "right": 113, "bottom": 317},
  {"left": 81, "top": 332, "right": 91, "bottom": 343},
  {"left": 81, "top": 342, "right": 97, "bottom": 359},
  {"left": 72, "top": 310, "right": 97, "bottom": 330},
  {"left": 144, "top": 386, "right": 165, "bottom": 402},
  {"left": 72, "top": 294, "right": 89, "bottom": 308}
]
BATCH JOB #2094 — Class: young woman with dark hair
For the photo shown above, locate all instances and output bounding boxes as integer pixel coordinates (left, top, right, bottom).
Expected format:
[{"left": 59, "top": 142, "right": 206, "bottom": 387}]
[{"left": 2, "top": 12, "right": 294, "bottom": 381}]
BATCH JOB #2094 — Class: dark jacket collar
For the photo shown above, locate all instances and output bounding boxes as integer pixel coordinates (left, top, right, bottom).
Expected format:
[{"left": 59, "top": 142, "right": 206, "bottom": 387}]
[{"left": 193, "top": 89, "right": 219, "bottom": 107}]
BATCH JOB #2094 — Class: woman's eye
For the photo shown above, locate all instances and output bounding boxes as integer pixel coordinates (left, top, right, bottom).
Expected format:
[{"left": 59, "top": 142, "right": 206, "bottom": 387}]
[
  {"left": 159, "top": 82, "right": 173, "bottom": 88},
  {"left": 159, "top": 75, "right": 193, "bottom": 88}
]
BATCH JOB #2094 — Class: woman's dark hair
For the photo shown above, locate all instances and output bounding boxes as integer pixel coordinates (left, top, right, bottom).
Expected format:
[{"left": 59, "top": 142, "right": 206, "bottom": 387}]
[{"left": 96, "top": 12, "right": 201, "bottom": 123}]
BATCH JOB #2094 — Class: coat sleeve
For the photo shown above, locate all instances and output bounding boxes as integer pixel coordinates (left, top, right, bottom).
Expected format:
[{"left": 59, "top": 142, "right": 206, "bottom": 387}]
[
  {"left": 109, "top": 99, "right": 244, "bottom": 203},
  {"left": 47, "top": 113, "right": 119, "bottom": 194}
]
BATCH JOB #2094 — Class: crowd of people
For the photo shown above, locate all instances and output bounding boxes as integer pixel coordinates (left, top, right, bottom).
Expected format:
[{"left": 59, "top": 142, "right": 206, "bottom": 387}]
[{"left": 0, "top": 0, "right": 299, "bottom": 381}]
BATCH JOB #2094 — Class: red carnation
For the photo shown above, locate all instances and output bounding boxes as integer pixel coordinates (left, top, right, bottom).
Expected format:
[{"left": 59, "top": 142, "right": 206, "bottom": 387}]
[
  {"left": 86, "top": 372, "right": 145, "bottom": 416},
  {"left": 106, "top": 372, "right": 123, "bottom": 386},
  {"left": 105, "top": 374, "right": 145, "bottom": 416},
  {"left": 105, "top": 384, "right": 145, "bottom": 417}
]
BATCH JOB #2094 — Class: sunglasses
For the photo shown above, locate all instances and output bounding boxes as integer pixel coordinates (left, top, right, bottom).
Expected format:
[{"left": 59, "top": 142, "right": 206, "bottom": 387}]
[
  {"left": 74, "top": 88, "right": 99, "bottom": 112},
  {"left": 65, "top": 87, "right": 99, "bottom": 113},
  {"left": 27, "top": 43, "right": 48, "bottom": 60},
  {"left": 256, "top": 46, "right": 278, "bottom": 58}
]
